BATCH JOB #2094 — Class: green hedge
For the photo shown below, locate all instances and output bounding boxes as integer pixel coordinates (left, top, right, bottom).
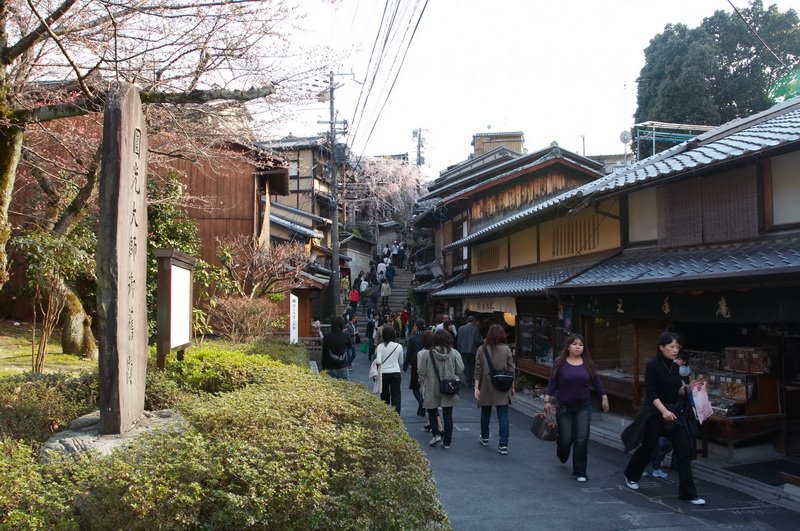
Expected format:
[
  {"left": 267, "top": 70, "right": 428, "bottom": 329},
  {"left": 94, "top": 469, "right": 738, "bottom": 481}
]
[{"left": 0, "top": 342, "right": 451, "bottom": 530}]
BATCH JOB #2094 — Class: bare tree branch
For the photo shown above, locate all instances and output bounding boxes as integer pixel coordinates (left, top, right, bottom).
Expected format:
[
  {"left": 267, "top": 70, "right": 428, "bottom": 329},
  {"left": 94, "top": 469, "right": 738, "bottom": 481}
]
[{"left": 3, "top": 0, "right": 78, "bottom": 64}]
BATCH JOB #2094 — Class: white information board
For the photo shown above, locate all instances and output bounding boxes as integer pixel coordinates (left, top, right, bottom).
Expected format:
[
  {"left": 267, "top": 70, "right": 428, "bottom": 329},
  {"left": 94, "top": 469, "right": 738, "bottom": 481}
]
[
  {"left": 170, "top": 266, "right": 192, "bottom": 348},
  {"left": 289, "top": 294, "right": 298, "bottom": 344}
]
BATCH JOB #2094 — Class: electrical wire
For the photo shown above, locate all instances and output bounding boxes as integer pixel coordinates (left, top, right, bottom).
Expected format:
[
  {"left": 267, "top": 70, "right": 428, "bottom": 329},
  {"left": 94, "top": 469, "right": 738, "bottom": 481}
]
[{"left": 347, "top": 0, "right": 428, "bottom": 166}]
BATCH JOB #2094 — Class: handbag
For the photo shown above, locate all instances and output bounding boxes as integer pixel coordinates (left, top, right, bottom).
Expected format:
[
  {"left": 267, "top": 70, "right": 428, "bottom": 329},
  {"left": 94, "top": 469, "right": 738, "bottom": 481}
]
[
  {"left": 482, "top": 346, "right": 514, "bottom": 391},
  {"left": 370, "top": 345, "right": 400, "bottom": 393},
  {"left": 530, "top": 412, "right": 558, "bottom": 441},
  {"left": 429, "top": 350, "right": 459, "bottom": 395}
]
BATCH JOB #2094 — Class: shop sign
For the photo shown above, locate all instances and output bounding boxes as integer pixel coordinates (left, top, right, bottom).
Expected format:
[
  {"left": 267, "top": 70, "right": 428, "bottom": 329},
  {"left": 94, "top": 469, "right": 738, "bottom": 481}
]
[{"left": 465, "top": 296, "right": 517, "bottom": 314}]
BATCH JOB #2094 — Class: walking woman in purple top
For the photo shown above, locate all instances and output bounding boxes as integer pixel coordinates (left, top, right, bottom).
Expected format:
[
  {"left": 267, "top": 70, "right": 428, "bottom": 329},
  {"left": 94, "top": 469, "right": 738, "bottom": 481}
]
[{"left": 542, "top": 333, "right": 609, "bottom": 482}]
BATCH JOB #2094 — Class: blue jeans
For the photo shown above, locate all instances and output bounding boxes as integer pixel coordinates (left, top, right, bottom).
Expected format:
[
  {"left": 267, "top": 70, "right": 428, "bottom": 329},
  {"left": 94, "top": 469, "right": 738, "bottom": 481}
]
[
  {"left": 480, "top": 405, "right": 509, "bottom": 446},
  {"left": 651, "top": 436, "right": 673, "bottom": 470},
  {"left": 556, "top": 401, "right": 591, "bottom": 477},
  {"left": 328, "top": 368, "right": 350, "bottom": 381}
]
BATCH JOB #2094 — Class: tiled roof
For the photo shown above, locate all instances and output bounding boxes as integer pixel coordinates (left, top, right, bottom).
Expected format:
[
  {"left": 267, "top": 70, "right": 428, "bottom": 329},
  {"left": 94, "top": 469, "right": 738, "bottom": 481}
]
[
  {"left": 554, "top": 237, "right": 800, "bottom": 290},
  {"left": 413, "top": 278, "right": 444, "bottom": 293},
  {"left": 271, "top": 202, "right": 330, "bottom": 224},
  {"left": 445, "top": 98, "right": 800, "bottom": 251},
  {"left": 443, "top": 175, "right": 611, "bottom": 250},
  {"left": 270, "top": 215, "right": 323, "bottom": 239},
  {"left": 422, "top": 143, "right": 602, "bottom": 203},
  {"left": 432, "top": 256, "right": 607, "bottom": 298},
  {"left": 593, "top": 99, "right": 800, "bottom": 196},
  {"left": 255, "top": 135, "right": 326, "bottom": 151}
]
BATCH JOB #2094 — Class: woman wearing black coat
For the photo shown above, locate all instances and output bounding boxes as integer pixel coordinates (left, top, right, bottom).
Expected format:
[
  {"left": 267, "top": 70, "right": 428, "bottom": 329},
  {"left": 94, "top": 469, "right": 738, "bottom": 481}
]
[{"left": 623, "top": 331, "right": 705, "bottom": 505}]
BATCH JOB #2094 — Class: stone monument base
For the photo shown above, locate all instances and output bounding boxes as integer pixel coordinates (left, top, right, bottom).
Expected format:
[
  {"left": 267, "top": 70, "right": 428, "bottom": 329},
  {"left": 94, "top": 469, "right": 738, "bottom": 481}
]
[{"left": 41, "top": 409, "right": 185, "bottom": 462}]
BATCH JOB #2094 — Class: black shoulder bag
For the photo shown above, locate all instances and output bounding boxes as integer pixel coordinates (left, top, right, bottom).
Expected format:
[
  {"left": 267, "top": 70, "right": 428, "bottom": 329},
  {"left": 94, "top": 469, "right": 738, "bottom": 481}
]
[
  {"left": 483, "top": 346, "right": 514, "bottom": 391},
  {"left": 430, "top": 351, "right": 459, "bottom": 395}
]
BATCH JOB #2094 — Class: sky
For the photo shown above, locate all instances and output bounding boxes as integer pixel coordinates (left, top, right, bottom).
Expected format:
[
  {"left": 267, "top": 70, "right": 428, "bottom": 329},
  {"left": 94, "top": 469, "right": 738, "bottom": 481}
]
[{"left": 276, "top": 0, "right": 800, "bottom": 181}]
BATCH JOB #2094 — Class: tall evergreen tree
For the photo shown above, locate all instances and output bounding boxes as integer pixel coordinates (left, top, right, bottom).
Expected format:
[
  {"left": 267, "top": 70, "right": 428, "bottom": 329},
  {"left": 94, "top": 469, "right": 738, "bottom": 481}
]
[{"left": 634, "top": 1, "right": 800, "bottom": 158}]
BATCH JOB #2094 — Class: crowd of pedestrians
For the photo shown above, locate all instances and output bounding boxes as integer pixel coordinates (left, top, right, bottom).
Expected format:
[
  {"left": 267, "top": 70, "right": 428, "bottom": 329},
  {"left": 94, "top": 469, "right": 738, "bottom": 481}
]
[{"left": 317, "top": 239, "right": 707, "bottom": 505}]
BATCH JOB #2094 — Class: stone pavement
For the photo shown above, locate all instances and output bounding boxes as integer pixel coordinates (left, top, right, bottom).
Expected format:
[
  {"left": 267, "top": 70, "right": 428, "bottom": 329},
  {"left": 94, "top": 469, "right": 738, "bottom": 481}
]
[{"left": 346, "top": 351, "right": 800, "bottom": 530}]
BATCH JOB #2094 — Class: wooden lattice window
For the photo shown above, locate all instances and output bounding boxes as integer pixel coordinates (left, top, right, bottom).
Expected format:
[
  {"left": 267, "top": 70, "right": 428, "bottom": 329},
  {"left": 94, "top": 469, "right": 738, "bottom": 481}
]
[
  {"left": 551, "top": 215, "right": 600, "bottom": 258},
  {"left": 475, "top": 245, "right": 500, "bottom": 272}
]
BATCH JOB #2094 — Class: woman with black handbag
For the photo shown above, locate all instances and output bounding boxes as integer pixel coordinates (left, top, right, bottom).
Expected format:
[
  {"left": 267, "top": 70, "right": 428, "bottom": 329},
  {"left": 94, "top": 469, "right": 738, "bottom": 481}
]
[
  {"left": 542, "top": 333, "right": 609, "bottom": 482},
  {"left": 417, "top": 330, "right": 464, "bottom": 449},
  {"left": 474, "top": 324, "right": 515, "bottom": 455},
  {"left": 622, "top": 331, "right": 705, "bottom": 505}
]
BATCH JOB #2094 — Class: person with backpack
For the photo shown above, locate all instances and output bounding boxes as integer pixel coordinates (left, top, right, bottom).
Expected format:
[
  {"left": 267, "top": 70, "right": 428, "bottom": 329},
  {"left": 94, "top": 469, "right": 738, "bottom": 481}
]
[
  {"left": 474, "top": 324, "right": 515, "bottom": 455},
  {"left": 322, "top": 316, "right": 352, "bottom": 381}
]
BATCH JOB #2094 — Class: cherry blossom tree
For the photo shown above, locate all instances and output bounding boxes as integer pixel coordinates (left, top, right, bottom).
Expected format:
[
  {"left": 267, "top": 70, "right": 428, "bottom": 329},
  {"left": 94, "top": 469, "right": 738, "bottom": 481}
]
[
  {"left": 0, "top": 0, "right": 335, "bottom": 356},
  {"left": 343, "top": 156, "right": 420, "bottom": 237}
]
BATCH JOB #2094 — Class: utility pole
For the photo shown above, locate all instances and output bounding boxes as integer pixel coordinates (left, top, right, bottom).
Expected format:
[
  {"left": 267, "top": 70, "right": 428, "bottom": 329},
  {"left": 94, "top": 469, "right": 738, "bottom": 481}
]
[
  {"left": 318, "top": 72, "right": 350, "bottom": 316},
  {"left": 412, "top": 128, "right": 427, "bottom": 166},
  {"left": 327, "top": 71, "right": 341, "bottom": 315}
]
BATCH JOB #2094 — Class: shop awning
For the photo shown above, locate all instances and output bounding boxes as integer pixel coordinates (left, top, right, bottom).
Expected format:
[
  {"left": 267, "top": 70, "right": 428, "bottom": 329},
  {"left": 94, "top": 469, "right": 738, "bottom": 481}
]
[
  {"left": 431, "top": 255, "right": 609, "bottom": 298},
  {"left": 553, "top": 237, "right": 800, "bottom": 292}
]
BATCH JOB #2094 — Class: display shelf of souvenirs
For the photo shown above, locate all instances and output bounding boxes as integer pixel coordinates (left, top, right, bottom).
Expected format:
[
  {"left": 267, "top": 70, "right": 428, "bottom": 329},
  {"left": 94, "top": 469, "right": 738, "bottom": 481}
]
[
  {"left": 722, "top": 346, "right": 771, "bottom": 374},
  {"left": 709, "top": 397, "right": 745, "bottom": 417},
  {"left": 681, "top": 350, "right": 723, "bottom": 373},
  {"left": 695, "top": 370, "right": 756, "bottom": 402}
]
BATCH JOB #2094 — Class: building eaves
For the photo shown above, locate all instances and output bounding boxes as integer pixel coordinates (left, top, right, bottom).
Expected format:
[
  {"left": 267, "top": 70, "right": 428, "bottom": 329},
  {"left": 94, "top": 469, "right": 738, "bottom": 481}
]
[
  {"left": 593, "top": 97, "right": 800, "bottom": 197},
  {"left": 421, "top": 143, "right": 603, "bottom": 203},
  {"left": 270, "top": 215, "right": 323, "bottom": 239},
  {"left": 271, "top": 201, "right": 331, "bottom": 225},
  {"left": 255, "top": 135, "right": 327, "bottom": 151},
  {"left": 428, "top": 146, "right": 520, "bottom": 191},
  {"left": 444, "top": 98, "right": 800, "bottom": 252},
  {"left": 431, "top": 255, "right": 609, "bottom": 298},
  {"left": 552, "top": 237, "right": 800, "bottom": 291},
  {"left": 440, "top": 148, "right": 603, "bottom": 207},
  {"left": 443, "top": 171, "right": 617, "bottom": 251}
]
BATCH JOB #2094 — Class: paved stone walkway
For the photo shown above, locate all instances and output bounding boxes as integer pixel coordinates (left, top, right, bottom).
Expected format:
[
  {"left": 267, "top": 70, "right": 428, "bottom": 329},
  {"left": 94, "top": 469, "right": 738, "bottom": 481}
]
[{"left": 347, "top": 350, "right": 799, "bottom": 530}]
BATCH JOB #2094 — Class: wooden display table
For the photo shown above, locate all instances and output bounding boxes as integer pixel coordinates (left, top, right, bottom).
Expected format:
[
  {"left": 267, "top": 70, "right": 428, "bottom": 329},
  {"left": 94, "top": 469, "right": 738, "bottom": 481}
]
[{"left": 699, "top": 413, "right": 785, "bottom": 461}]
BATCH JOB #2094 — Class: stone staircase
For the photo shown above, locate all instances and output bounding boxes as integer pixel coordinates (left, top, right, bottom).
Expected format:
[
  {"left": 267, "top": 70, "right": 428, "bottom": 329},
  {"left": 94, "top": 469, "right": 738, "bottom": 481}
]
[{"left": 352, "top": 267, "right": 414, "bottom": 342}]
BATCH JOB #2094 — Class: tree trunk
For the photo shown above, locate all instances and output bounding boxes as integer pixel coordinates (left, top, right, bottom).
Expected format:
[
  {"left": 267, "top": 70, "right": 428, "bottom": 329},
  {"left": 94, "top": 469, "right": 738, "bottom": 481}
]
[
  {"left": 60, "top": 282, "right": 98, "bottom": 361},
  {"left": 0, "top": 124, "right": 25, "bottom": 291}
]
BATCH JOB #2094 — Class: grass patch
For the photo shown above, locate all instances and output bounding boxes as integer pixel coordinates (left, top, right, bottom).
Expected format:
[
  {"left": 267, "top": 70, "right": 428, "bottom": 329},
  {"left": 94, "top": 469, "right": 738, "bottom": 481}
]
[{"left": 0, "top": 319, "right": 94, "bottom": 377}]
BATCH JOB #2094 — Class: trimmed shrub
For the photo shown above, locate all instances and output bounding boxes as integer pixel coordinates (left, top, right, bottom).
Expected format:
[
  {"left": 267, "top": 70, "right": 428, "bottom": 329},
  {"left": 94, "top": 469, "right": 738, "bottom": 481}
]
[
  {"left": 246, "top": 337, "right": 308, "bottom": 366},
  {"left": 1, "top": 343, "right": 451, "bottom": 530},
  {"left": 68, "top": 366, "right": 449, "bottom": 530},
  {"left": 0, "top": 372, "right": 98, "bottom": 443},
  {"left": 162, "top": 342, "right": 287, "bottom": 394}
]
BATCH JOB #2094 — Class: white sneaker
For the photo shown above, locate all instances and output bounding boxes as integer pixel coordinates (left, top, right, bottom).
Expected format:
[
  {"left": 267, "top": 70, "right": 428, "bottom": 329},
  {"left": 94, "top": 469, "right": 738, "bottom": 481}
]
[
  {"left": 651, "top": 469, "right": 669, "bottom": 478},
  {"left": 624, "top": 475, "right": 639, "bottom": 490},
  {"left": 428, "top": 434, "right": 442, "bottom": 447},
  {"left": 576, "top": 476, "right": 587, "bottom": 482},
  {"left": 684, "top": 498, "right": 706, "bottom": 505}
]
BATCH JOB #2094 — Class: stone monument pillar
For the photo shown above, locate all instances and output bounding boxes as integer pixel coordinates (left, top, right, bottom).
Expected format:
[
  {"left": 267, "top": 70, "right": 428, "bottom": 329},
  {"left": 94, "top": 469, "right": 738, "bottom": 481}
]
[{"left": 97, "top": 82, "right": 148, "bottom": 435}]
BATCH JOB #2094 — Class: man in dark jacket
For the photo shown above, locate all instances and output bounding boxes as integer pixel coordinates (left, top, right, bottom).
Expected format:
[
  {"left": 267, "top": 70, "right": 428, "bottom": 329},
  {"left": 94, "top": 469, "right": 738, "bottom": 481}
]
[
  {"left": 322, "top": 316, "right": 352, "bottom": 380},
  {"left": 456, "top": 315, "right": 483, "bottom": 388}
]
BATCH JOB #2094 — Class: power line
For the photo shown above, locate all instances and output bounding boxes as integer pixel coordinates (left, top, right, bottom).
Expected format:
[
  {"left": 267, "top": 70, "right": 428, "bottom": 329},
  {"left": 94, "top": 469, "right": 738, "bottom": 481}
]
[
  {"left": 353, "top": 0, "right": 429, "bottom": 161},
  {"left": 727, "top": 0, "right": 787, "bottom": 68}
]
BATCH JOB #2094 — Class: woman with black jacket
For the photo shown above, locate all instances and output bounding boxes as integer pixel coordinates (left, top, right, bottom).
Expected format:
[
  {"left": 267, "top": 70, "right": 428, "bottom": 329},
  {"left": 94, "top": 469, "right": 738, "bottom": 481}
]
[{"left": 623, "top": 331, "right": 705, "bottom": 505}]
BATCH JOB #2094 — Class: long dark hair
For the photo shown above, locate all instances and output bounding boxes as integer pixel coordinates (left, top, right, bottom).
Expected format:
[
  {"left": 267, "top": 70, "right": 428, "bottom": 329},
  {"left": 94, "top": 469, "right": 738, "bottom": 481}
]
[
  {"left": 382, "top": 325, "right": 397, "bottom": 345},
  {"left": 552, "top": 333, "right": 597, "bottom": 382},
  {"left": 484, "top": 324, "right": 506, "bottom": 348}
]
